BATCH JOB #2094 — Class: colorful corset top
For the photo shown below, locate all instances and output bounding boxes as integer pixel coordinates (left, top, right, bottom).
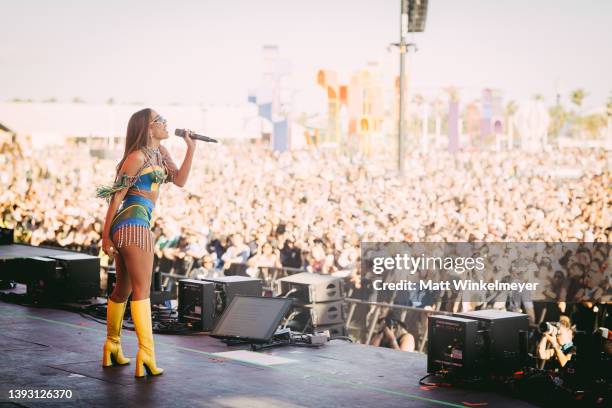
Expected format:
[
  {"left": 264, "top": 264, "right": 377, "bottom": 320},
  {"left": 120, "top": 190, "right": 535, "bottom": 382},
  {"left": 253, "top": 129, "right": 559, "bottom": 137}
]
[
  {"left": 129, "top": 165, "right": 167, "bottom": 193},
  {"left": 96, "top": 147, "right": 169, "bottom": 200}
]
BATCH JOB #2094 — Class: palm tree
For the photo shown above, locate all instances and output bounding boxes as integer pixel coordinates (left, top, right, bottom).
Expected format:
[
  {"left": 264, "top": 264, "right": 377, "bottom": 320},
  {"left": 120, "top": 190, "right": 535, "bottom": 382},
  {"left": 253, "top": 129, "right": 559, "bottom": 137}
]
[
  {"left": 570, "top": 89, "right": 587, "bottom": 109},
  {"left": 569, "top": 89, "right": 588, "bottom": 139},
  {"left": 582, "top": 114, "right": 606, "bottom": 139},
  {"left": 548, "top": 104, "right": 568, "bottom": 139}
]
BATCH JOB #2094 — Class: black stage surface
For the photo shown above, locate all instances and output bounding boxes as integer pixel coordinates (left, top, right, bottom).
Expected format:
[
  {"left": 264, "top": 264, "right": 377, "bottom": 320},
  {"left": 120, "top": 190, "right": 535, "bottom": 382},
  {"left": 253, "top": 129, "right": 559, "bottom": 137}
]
[
  {"left": 0, "top": 301, "right": 538, "bottom": 408},
  {"left": 0, "top": 243, "right": 81, "bottom": 258}
]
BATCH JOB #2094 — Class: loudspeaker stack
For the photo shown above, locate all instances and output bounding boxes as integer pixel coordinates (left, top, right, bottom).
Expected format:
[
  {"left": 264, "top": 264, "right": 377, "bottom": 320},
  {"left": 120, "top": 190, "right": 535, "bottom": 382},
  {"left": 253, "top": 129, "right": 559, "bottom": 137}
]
[{"left": 276, "top": 272, "right": 346, "bottom": 336}]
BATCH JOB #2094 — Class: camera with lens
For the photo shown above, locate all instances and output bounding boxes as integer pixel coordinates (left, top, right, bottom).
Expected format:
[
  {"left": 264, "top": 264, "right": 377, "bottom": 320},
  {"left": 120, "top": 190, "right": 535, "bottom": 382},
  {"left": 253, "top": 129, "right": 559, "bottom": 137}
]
[
  {"left": 539, "top": 321, "right": 560, "bottom": 337},
  {"left": 375, "top": 316, "right": 401, "bottom": 334},
  {"left": 385, "top": 316, "right": 399, "bottom": 329}
]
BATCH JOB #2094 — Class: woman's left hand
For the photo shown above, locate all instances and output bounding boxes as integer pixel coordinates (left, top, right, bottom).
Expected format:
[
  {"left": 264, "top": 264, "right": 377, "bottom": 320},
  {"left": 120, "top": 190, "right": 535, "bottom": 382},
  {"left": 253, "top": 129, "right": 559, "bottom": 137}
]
[{"left": 182, "top": 129, "right": 196, "bottom": 150}]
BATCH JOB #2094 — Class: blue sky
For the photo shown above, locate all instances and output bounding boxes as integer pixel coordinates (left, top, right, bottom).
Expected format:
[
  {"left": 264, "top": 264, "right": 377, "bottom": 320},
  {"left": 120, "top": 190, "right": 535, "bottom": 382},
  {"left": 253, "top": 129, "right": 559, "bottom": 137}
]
[{"left": 1, "top": 0, "right": 610, "bottom": 110}]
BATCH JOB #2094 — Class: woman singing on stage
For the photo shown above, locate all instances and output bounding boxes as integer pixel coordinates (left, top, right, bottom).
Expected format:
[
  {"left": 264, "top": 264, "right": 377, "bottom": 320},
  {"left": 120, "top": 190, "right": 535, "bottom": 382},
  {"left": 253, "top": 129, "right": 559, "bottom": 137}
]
[{"left": 97, "top": 108, "right": 195, "bottom": 377}]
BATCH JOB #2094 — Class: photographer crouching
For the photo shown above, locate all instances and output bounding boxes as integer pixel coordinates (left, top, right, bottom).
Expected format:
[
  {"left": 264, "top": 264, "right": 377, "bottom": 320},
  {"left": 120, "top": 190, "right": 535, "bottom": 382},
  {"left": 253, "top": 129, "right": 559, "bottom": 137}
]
[
  {"left": 537, "top": 315, "right": 576, "bottom": 368},
  {"left": 370, "top": 312, "right": 415, "bottom": 352}
]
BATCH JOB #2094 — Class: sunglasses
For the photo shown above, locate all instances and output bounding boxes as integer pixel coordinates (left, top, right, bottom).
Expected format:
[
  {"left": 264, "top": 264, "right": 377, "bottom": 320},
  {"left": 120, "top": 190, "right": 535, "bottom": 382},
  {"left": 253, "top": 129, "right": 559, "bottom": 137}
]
[{"left": 152, "top": 115, "right": 167, "bottom": 125}]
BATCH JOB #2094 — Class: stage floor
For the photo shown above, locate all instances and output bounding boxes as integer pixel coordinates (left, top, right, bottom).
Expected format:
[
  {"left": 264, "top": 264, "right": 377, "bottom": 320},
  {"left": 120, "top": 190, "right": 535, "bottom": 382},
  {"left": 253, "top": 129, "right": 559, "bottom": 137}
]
[
  {"left": 0, "top": 243, "right": 84, "bottom": 259},
  {"left": 0, "top": 301, "right": 537, "bottom": 408}
]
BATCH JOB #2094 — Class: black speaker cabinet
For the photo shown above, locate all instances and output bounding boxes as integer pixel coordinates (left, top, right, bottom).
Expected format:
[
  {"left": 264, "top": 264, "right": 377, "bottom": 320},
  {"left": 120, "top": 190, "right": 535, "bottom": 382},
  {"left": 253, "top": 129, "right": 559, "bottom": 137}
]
[
  {"left": 178, "top": 279, "right": 215, "bottom": 331},
  {"left": 23, "top": 256, "right": 60, "bottom": 301},
  {"left": 18, "top": 254, "right": 99, "bottom": 301},
  {"left": 427, "top": 315, "right": 482, "bottom": 377},
  {"left": 46, "top": 254, "right": 100, "bottom": 300},
  {"left": 0, "top": 228, "right": 13, "bottom": 245},
  {"left": 202, "top": 276, "right": 262, "bottom": 321},
  {"left": 454, "top": 309, "right": 529, "bottom": 374}
]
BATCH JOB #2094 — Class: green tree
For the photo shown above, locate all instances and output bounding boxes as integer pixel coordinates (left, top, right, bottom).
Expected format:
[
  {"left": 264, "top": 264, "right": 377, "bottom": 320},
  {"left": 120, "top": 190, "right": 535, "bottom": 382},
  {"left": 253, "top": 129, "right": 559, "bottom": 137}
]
[
  {"left": 548, "top": 104, "right": 568, "bottom": 138},
  {"left": 581, "top": 113, "right": 606, "bottom": 139},
  {"left": 570, "top": 89, "right": 586, "bottom": 109},
  {"left": 504, "top": 100, "right": 518, "bottom": 147},
  {"left": 568, "top": 89, "right": 590, "bottom": 139}
]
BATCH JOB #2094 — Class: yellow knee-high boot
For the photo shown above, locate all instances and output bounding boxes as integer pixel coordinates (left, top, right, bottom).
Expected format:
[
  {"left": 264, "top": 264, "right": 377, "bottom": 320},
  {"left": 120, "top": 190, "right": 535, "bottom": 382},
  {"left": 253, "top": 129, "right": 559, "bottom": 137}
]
[
  {"left": 102, "top": 299, "right": 131, "bottom": 367},
  {"left": 131, "top": 298, "right": 164, "bottom": 377}
]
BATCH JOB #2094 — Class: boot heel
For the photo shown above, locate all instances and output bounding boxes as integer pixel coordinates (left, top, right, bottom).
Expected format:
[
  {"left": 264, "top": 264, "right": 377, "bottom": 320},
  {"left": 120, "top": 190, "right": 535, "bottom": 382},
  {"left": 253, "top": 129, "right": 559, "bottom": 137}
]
[
  {"left": 134, "top": 356, "right": 163, "bottom": 377},
  {"left": 135, "top": 359, "right": 145, "bottom": 378},
  {"left": 102, "top": 342, "right": 130, "bottom": 367},
  {"left": 102, "top": 349, "right": 112, "bottom": 367}
]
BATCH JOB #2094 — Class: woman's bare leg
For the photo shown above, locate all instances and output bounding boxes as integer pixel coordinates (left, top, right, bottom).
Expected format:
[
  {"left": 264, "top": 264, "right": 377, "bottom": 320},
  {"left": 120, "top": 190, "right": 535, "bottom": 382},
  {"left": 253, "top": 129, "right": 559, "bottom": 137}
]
[
  {"left": 111, "top": 226, "right": 154, "bottom": 300},
  {"left": 119, "top": 245, "right": 154, "bottom": 300},
  {"left": 109, "top": 248, "right": 132, "bottom": 303}
]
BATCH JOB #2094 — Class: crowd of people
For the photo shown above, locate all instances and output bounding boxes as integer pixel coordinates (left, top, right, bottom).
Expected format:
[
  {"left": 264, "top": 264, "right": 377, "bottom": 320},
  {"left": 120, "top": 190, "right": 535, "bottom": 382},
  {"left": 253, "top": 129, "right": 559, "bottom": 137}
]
[
  {"left": 2, "top": 133, "right": 609, "bottom": 268},
  {"left": 1, "top": 132, "right": 610, "bottom": 349}
]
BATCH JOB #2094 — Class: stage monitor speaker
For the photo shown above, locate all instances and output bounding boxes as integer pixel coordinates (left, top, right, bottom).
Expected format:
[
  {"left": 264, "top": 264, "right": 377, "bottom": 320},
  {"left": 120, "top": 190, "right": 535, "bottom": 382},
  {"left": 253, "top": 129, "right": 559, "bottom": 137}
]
[
  {"left": 293, "top": 300, "right": 346, "bottom": 326},
  {"left": 0, "top": 257, "right": 26, "bottom": 281},
  {"left": 17, "top": 254, "right": 99, "bottom": 302},
  {"left": 277, "top": 272, "right": 343, "bottom": 304},
  {"left": 0, "top": 228, "right": 13, "bottom": 245},
  {"left": 23, "top": 256, "right": 60, "bottom": 301},
  {"left": 46, "top": 254, "right": 100, "bottom": 300},
  {"left": 178, "top": 279, "right": 215, "bottom": 331},
  {"left": 427, "top": 315, "right": 483, "bottom": 377}
]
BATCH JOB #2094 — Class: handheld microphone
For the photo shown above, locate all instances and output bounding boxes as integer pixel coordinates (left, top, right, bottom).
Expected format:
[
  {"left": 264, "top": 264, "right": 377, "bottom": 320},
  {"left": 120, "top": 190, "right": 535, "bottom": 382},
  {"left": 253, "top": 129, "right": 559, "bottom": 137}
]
[{"left": 175, "top": 129, "right": 218, "bottom": 143}]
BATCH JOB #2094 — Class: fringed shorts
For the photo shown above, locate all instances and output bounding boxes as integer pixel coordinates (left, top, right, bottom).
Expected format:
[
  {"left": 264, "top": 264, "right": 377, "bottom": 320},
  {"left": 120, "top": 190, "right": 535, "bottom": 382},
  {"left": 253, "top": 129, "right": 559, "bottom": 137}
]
[{"left": 110, "top": 195, "right": 154, "bottom": 252}]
